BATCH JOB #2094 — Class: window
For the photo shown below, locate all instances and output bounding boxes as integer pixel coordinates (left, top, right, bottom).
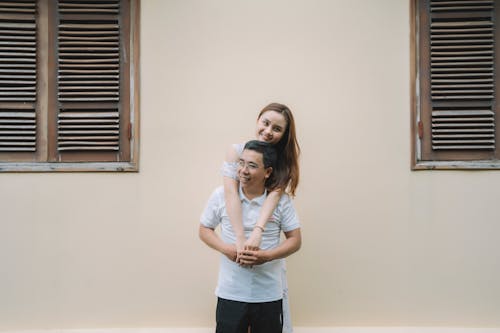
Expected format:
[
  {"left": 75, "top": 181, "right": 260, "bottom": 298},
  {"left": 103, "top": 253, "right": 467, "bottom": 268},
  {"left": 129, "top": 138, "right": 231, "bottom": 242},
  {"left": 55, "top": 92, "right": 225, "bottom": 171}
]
[
  {"left": 411, "top": 0, "right": 500, "bottom": 169},
  {"left": 0, "top": 0, "right": 139, "bottom": 172}
]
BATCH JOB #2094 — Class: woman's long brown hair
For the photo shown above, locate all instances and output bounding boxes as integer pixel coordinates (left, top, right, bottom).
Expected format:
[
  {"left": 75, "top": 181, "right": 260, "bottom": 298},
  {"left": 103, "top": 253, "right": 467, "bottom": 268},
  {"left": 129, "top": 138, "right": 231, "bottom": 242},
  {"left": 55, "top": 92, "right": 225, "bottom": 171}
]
[{"left": 258, "top": 103, "right": 300, "bottom": 197}]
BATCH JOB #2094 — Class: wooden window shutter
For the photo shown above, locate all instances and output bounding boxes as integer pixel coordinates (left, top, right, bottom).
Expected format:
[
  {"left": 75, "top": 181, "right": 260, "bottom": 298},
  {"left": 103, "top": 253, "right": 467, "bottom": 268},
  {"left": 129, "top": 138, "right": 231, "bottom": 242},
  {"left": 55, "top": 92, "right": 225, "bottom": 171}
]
[
  {"left": 0, "top": 0, "right": 138, "bottom": 171},
  {"left": 53, "top": 0, "right": 130, "bottom": 162},
  {"left": 415, "top": 0, "right": 500, "bottom": 167},
  {"left": 0, "top": 0, "right": 37, "bottom": 159}
]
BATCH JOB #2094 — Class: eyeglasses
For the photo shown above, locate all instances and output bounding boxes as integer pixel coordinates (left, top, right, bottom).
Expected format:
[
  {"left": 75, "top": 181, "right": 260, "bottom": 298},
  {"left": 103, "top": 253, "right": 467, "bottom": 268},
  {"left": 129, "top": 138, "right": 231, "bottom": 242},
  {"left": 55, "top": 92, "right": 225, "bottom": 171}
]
[{"left": 238, "top": 160, "right": 263, "bottom": 170}]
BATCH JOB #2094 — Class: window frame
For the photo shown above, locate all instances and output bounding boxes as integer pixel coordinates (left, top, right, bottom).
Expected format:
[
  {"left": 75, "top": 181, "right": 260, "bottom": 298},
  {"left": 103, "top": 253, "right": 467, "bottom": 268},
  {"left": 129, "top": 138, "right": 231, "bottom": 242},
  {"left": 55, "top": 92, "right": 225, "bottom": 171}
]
[
  {"left": 0, "top": 0, "right": 140, "bottom": 172},
  {"left": 411, "top": 0, "right": 500, "bottom": 170}
]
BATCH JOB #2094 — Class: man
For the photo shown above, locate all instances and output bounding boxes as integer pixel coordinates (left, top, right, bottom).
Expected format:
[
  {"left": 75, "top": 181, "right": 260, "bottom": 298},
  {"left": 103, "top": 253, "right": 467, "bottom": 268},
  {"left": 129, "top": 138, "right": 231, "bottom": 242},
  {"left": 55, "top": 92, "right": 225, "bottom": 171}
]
[{"left": 199, "top": 140, "right": 302, "bottom": 333}]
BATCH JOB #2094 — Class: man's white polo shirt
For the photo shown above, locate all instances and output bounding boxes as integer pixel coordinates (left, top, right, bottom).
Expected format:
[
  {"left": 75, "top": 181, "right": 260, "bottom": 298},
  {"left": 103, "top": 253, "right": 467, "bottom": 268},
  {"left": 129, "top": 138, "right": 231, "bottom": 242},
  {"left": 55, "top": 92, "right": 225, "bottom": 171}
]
[{"left": 200, "top": 186, "right": 300, "bottom": 303}]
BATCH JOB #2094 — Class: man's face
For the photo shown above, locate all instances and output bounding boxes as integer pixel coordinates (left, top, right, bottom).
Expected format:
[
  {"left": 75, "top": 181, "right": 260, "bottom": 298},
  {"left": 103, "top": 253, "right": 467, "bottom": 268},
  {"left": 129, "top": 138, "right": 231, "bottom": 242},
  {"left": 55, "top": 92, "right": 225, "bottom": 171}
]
[{"left": 238, "top": 149, "right": 272, "bottom": 191}]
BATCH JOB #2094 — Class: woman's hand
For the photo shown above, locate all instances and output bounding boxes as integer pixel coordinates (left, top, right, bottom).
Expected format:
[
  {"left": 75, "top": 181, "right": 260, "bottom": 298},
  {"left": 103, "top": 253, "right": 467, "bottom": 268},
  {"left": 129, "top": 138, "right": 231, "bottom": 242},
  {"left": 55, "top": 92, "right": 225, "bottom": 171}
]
[{"left": 244, "top": 227, "right": 263, "bottom": 250}]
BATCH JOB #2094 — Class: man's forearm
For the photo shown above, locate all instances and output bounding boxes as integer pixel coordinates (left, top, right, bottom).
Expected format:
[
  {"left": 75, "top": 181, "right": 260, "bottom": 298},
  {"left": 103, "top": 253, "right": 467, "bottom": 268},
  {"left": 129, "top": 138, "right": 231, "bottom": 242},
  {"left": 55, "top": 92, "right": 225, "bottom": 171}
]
[
  {"left": 265, "top": 228, "right": 301, "bottom": 261},
  {"left": 199, "top": 225, "right": 237, "bottom": 261}
]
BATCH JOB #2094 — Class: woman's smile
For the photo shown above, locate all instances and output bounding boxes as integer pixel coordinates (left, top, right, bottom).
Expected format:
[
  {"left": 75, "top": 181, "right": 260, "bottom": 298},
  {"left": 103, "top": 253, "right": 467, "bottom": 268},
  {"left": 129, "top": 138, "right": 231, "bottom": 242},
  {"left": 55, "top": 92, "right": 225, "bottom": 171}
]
[{"left": 255, "top": 110, "right": 287, "bottom": 145}]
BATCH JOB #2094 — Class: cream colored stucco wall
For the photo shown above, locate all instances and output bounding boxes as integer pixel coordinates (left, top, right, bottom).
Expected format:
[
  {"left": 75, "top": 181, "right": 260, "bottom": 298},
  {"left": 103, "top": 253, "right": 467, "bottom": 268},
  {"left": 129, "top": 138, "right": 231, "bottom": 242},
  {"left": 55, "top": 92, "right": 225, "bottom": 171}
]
[{"left": 1, "top": 0, "right": 500, "bottom": 330}]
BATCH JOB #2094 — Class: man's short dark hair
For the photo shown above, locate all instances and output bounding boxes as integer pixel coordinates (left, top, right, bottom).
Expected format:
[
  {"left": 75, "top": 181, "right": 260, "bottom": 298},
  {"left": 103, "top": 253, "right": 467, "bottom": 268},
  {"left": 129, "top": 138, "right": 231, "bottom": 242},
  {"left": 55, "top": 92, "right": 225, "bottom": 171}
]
[{"left": 243, "top": 140, "right": 278, "bottom": 169}]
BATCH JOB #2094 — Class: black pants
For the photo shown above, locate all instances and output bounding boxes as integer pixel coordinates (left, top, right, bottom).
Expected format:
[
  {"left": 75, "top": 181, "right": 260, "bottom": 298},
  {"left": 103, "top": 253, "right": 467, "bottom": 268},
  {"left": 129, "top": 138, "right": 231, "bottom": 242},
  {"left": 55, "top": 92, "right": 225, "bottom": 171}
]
[{"left": 216, "top": 297, "right": 283, "bottom": 333}]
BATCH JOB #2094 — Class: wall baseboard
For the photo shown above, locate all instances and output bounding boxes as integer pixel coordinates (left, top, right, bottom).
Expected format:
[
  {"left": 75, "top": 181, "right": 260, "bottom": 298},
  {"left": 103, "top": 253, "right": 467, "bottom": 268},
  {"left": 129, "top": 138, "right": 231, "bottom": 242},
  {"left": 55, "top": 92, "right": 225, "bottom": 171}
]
[
  {"left": 3, "top": 328, "right": 500, "bottom": 333},
  {"left": 294, "top": 329, "right": 500, "bottom": 333}
]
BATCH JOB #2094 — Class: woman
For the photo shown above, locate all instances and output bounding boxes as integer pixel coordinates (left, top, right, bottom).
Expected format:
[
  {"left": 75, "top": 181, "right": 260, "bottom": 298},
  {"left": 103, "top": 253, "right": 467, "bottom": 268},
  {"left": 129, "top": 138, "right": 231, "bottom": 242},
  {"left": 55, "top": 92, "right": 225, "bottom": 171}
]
[{"left": 221, "top": 102, "right": 300, "bottom": 333}]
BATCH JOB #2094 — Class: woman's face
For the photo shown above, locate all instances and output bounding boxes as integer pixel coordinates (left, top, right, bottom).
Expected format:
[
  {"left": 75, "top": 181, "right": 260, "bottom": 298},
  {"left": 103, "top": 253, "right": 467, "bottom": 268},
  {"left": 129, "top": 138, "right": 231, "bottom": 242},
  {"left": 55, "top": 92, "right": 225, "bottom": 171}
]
[{"left": 255, "top": 110, "right": 287, "bottom": 145}]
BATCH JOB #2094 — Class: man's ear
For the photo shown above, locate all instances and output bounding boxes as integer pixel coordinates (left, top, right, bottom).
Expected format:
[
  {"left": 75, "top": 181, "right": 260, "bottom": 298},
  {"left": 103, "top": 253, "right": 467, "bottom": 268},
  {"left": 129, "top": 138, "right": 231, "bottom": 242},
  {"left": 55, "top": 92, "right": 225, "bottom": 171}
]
[{"left": 265, "top": 167, "right": 273, "bottom": 179}]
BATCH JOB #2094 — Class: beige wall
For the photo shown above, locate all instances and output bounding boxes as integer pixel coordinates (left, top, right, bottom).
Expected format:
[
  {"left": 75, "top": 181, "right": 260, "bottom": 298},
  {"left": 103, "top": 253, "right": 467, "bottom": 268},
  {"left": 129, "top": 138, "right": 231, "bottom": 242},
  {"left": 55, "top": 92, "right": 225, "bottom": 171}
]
[{"left": 2, "top": 0, "right": 500, "bottom": 329}]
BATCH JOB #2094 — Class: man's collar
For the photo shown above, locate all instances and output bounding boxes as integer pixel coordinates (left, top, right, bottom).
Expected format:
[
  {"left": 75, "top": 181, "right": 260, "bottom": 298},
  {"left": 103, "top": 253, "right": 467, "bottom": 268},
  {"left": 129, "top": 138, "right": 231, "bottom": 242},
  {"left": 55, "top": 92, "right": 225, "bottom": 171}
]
[{"left": 239, "top": 186, "right": 267, "bottom": 205}]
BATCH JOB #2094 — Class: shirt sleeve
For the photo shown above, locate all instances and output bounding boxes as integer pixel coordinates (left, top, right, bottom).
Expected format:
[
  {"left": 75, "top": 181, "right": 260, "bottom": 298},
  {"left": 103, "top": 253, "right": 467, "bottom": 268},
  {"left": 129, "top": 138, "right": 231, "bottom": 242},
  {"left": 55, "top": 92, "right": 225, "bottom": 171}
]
[
  {"left": 220, "top": 143, "right": 244, "bottom": 180},
  {"left": 200, "top": 187, "right": 224, "bottom": 229},
  {"left": 278, "top": 195, "right": 301, "bottom": 232},
  {"left": 220, "top": 161, "right": 239, "bottom": 180}
]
